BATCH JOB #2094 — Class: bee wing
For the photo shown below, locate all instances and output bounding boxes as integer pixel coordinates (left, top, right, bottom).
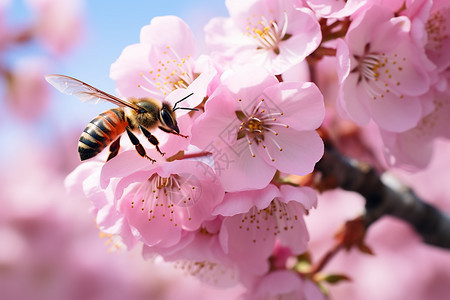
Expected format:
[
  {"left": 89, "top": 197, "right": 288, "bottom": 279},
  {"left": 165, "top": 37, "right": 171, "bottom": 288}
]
[{"left": 45, "top": 74, "right": 140, "bottom": 111}]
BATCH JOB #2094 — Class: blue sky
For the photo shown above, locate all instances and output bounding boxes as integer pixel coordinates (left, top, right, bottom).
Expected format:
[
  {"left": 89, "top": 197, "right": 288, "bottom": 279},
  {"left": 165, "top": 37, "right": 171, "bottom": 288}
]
[
  {"left": 51, "top": 0, "right": 228, "bottom": 124},
  {"left": 2, "top": 1, "right": 228, "bottom": 161},
  {"left": 58, "top": 0, "right": 228, "bottom": 89}
]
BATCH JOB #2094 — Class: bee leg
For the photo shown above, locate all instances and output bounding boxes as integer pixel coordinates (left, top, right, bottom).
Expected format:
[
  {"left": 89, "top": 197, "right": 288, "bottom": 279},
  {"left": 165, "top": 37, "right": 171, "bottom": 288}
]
[
  {"left": 176, "top": 133, "right": 189, "bottom": 138},
  {"left": 126, "top": 127, "right": 156, "bottom": 163},
  {"left": 158, "top": 126, "right": 188, "bottom": 138},
  {"left": 139, "top": 125, "right": 165, "bottom": 157},
  {"left": 106, "top": 136, "right": 121, "bottom": 161}
]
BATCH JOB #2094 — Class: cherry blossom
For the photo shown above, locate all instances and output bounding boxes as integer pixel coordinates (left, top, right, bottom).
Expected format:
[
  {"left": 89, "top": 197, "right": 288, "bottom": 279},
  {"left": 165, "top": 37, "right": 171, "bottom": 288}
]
[
  {"left": 110, "top": 15, "right": 217, "bottom": 157},
  {"left": 243, "top": 270, "right": 326, "bottom": 300},
  {"left": 25, "top": 0, "right": 450, "bottom": 298},
  {"left": 303, "top": 0, "right": 368, "bottom": 18},
  {"left": 110, "top": 15, "right": 216, "bottom": 106},
  {"left": 381, "top": 86, "right": 450, "bottom": 169},
  {"left": 213, "top": 184, "right": 317, "bottom": 283},
  {"left": 25, "top": 0, "right": 84, "bottom": 55},
  {"left": 191, "top": 65, "right": 324, "bottom": 191},
  {"left": 205, "top": 0, "right": 321, "bottom": 74},
  {"left": 97, "top": 151, "right": 225, "bottom": 248},
  {"left": 0, "top": 143, "right": 245, "bottom": 300},
  {"left": 6, "top": 57, "right": 50, "bottom": 121},
  {"left": 143, "top": 218, "right": 241, "bottom": 288},
  {"left": 336, "top": 4, "right": 433, "bottom": 132},
  {"left": 404, "top": 0, "right": 450, "bottom": 73}
]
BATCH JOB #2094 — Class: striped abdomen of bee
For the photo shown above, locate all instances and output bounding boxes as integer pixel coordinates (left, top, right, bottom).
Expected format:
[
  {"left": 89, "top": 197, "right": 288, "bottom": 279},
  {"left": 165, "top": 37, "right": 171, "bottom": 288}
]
[{"left": 78, "top": 108, "right": 128, "bottom": 161}]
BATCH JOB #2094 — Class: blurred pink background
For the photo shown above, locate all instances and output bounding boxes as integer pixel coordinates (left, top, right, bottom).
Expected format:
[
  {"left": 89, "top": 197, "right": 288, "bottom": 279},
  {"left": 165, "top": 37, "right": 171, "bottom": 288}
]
[{"left": 1, "top": 1, "right": 450, "bottom": 299}]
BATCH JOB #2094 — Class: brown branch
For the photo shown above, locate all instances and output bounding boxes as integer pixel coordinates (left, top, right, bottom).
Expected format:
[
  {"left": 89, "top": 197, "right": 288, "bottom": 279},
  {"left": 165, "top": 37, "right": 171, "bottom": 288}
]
[{"left": 314, "top": 144, "right": 450, "bottom": 249}]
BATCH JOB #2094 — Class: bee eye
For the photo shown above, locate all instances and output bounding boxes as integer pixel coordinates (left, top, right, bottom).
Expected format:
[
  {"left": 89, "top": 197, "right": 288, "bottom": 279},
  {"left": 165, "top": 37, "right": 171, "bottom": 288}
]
[{"left": 161, "top": 107, "right": 175, "bottom": 129}]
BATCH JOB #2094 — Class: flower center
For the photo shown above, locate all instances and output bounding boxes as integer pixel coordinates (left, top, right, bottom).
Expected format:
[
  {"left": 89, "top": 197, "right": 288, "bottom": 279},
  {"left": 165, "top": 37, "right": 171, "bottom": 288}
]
[
  {"left": 129, "top": 173, "right": 201, "bottom": 225},
  {"left": 138, "top": 45, "right": 195, "bottom": 96},
  {"left": 244, "top": 12, "right": 290, "bottom": 54},
  {"left": 243, "top": 116, "right": 264, "bottom": 139},
  {"left": 239, "top": 199, "right": 299, "bottom": 244},
  {"left": 236, "top": 98, "right": 287, "bottom": 161},
  {"left": 353, "top": 45, "right": 405, "bottom": 100},
  {"left": 425, "top": 10, "right": 449, "bottom": 53},
  {"left": 173, "top": 260, "right": 236, "bottom": 285}
]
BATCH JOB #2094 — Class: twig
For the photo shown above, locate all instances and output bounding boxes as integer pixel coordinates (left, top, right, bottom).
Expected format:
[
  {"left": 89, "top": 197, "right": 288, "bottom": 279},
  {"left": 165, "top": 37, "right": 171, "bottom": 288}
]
[{"left": 314, "top": 144, "right": 450, "bottom": 249}]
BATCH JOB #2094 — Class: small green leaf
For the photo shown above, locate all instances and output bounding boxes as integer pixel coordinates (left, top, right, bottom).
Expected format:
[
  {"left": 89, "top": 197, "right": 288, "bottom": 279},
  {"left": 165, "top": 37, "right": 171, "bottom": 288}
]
[{"left": 321, "top": 274, "right": 352, "bottom": 284}]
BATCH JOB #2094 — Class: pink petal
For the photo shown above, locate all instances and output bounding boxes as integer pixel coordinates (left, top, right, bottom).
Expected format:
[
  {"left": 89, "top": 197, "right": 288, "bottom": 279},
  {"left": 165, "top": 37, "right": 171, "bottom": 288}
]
[
  {"left": 205, "top": 16, "right": 252, "bottom": 58},
  {"left": 140, "top": 15, "right": 196, "bottom": 58},
  {"left": 220, "top": 65, "right": 279, "bottom": 105},
  {"left": 381, "top": 129, "right": 434, "bottom": 170},
  {"left": 220, "top": 214, "right": 273, "bottom": 276},
  {"left": 262, "top": 82, "right": 325, "bottom": 131},
  {"left": 272, "top": 8, "right": 321, "bottom": 72},
  {"left": 213, "top": 184, "right": 280, "bottom": 216},
  {"left": 275, "top": 201, "right": 309, "bottom": 254},
  {"left": 253, "top": 270, "right": 304, "bottom": 298},
  {"left": 65, "top": 160, "right": 103, "bottom": 196},
  {"left": 369, "top": 93, "right": 422, "bottom": 132},
  {"left": 259, "top": 128, "right": 324, "bottom": 176},
  {"left": 190, "top": 86, "right": 238, "bottom": 150},
  {"left": 338, "top": 73, "right": 372, "bottom": 125},
  {"left": 165, "top": 62, "right": 218, "bottom": 115},
  {"left": 96, "top": 204, "right": 138, "bottom": 249},
  {"left": 280, "top": 185, "right": 318, "bottom": 210},
  {"left": 216, "top": 144, "right": 277, "bottom": 192},
  {"left": 100, "top": 150, "right": 161, "bottom": 189},
  {"left": 121, "top": 195, "right": 182, "bottom": 247},
  {"left": 110, "top": 43, "right": 154, "bottom": 98},
  {"left": 346, "top": 5, "right": 394, "bottom": 56},
  {"left": 336, "top": 38, "right": 351, "bottom": 84}
]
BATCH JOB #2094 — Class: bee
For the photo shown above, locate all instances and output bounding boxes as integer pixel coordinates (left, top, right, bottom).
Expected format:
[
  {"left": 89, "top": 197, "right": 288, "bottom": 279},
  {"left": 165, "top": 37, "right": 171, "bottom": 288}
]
[{"left": 45, "top": 74, "right": 195, "bottom": 162}]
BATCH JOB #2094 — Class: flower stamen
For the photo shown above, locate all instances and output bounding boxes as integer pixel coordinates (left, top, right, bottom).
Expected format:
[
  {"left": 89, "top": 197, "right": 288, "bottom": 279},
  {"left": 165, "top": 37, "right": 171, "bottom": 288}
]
[
  {"left": 353, "top": 49, "right": 406, "bottom": 100},
  {"left": 137, "top": 46, "right": 194, "bottom": 95},
  {"left": 244, "top": 11, "right": 290, "bottom": 54},
  {"left": 236, "top": 98, "right": 285, "bottom": 161},
  {"left": 130, "top": 173, "right": 201, "bottom": 226}
]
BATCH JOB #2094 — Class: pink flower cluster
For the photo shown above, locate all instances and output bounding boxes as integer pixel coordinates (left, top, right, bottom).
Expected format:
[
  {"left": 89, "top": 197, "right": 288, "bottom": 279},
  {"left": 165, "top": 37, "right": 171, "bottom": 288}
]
[
  {"left": 335, "top": 1, "right": 450, "bottom": 169},
  {"left": 65, "top": 0, "right": 450, "bottom": 298},
  {"left": 68, "top": 12, "right": 325, "bottom": 298}
]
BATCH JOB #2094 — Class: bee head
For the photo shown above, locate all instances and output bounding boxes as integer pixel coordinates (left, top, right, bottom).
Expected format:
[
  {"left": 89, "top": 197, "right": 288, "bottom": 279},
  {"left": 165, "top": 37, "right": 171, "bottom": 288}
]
[{"left": 159, "top": 102, "right": 179, "bottom": 134}]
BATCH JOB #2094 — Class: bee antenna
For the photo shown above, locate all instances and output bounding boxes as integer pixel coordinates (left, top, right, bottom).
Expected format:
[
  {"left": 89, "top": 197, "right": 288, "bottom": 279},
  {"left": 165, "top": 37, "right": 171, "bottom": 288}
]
[
  {"left": 172, "top": 92, "right": 194, "bottom": 111},
  {"left": 174, "top": 107, "right": 199, "bottom": 111}
]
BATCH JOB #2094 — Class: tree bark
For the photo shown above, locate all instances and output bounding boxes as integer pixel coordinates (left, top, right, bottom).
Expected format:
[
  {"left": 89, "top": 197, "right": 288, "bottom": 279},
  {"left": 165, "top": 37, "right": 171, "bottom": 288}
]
[{"left": 314, "top": 144, "right": 450, "bottom": 249}]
